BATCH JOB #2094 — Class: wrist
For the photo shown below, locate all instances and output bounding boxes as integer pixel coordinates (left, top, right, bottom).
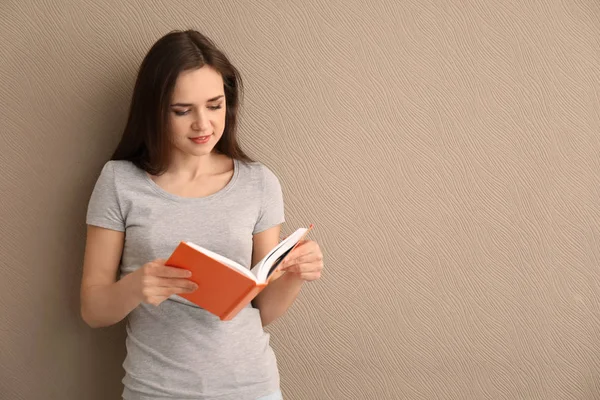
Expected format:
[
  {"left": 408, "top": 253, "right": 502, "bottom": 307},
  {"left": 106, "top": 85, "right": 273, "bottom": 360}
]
[{"left": 118, "top": 271, "right": 144, "bottom": 305}]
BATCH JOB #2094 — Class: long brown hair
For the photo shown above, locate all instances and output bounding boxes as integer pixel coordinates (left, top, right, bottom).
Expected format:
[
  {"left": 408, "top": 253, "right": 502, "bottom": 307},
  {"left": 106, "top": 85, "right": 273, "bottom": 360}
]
[{"left": 112, "top": 30, "right": 252, "bottom": 175}]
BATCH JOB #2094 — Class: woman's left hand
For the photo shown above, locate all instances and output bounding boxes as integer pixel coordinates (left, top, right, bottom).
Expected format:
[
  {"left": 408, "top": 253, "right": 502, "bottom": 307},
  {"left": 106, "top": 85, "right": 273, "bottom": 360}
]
[{"left": 279, "top": 240, "right": 324, "bottom": 281}]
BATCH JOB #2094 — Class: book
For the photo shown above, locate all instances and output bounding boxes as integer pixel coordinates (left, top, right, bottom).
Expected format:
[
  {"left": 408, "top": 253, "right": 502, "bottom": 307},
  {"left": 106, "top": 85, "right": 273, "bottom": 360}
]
[{"left": 165, "top": 224, "right": 313, "bottom": 321}]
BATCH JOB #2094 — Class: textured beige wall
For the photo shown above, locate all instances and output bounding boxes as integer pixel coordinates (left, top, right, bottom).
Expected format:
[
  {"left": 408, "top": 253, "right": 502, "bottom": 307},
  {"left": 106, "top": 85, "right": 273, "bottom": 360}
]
[{"left": 2, "top": 0, "right": 600, "bottom": 399}]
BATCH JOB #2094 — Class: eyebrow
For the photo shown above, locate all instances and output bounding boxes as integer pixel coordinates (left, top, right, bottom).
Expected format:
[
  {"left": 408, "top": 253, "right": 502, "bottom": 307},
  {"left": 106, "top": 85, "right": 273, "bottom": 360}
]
[{"left": 170, "top": 95, "right": 224, "bottom": 107}]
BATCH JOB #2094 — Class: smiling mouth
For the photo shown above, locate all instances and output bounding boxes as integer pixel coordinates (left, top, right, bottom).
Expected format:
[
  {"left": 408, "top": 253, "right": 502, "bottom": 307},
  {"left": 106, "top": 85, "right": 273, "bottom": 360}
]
[{"left": 190, "top": 135, "right": 211, "bottom": 144}]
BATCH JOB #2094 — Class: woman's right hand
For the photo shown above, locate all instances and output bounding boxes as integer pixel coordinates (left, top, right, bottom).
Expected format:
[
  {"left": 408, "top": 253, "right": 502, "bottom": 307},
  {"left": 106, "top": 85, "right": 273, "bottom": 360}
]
[{"left": 131, "top": 258, "right": 198, "bottom": 306}]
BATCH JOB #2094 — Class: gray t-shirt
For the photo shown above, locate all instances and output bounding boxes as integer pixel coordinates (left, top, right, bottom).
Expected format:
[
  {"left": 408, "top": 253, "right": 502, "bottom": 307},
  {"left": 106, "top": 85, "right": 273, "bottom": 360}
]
[{"left": 86, "top": 158, "right": 285, "bottom": 400}]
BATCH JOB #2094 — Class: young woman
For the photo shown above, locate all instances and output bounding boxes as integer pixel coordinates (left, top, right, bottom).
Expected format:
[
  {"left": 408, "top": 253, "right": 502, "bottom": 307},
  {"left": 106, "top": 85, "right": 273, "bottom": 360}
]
[{"left": 80, "top": 29, "right": 324, "bottom": 400}]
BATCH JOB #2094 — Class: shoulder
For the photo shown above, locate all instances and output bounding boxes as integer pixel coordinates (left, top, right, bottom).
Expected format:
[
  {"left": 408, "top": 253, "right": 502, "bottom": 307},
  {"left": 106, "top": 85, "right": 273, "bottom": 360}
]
[
  {"left": 95, "top": 160, "right": 143, "bottom": 185},
  {"left": 236, "top": 160, "right": 282, "bottom": 189},
  {"left": 89, "top": 160, "right": 147, "bottom": 204},
  {"left": 102, "top": 159, "right": 140, "bottom": 175}
]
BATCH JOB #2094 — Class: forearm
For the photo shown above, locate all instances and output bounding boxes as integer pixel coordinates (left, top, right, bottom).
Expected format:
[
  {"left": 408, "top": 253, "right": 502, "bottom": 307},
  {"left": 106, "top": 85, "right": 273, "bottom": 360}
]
[
  {"left": 81, "top": 273, "right": 141, "bottom": 328},
  {"left": 254, "top": 272, "right": 305, "bottom": 326}
]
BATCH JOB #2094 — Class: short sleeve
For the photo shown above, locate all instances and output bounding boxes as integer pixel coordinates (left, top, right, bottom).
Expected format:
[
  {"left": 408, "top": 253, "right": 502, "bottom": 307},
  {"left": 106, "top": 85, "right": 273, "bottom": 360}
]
[
  {"left": 253, "top": 165, "right": 285, "bottom": 234},
  {"left": 86, "top": 161, "right": 125, "bottom": 232}
]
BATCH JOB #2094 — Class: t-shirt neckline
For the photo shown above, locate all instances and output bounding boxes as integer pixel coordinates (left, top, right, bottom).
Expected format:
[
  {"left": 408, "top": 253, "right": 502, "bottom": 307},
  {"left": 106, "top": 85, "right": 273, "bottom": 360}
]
[{"left": 141, "top": 158, "right": 240, "bottom": 202}]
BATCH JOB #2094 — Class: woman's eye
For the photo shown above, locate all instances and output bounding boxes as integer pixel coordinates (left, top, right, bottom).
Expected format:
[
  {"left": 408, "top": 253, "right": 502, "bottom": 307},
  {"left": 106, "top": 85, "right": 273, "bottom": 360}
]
[
  {"left": 208, "top": 104, "right": 223, "bottom": 111},
  {"left": 174, "top": 110, "right": 190, "bottom": 116}
]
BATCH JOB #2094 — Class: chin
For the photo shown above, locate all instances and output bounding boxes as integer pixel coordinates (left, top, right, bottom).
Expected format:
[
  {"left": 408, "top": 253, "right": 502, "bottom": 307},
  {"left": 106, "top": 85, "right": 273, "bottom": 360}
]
[
  {"left": 189, "top": 147, "right": 215, "bottom": 157},
  {"left": 172, "top": 145, "right": 212, "bottom": 158}
]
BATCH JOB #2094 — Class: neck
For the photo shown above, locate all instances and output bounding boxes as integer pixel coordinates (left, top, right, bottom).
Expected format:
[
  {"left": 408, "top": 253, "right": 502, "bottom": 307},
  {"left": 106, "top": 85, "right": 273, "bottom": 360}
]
[{"left": 167, "top": 151, "right": 221, "bottom": 180}]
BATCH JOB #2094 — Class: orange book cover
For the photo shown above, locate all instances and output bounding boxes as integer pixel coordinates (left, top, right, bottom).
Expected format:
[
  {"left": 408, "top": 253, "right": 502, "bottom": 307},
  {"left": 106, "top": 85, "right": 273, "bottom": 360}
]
[{"left": 165, "top": 225, "right": 313, "bottom": 321}]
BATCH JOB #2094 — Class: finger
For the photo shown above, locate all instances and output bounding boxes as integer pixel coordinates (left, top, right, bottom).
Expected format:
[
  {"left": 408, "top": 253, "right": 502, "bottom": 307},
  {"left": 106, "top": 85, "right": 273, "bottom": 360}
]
[
  {"left": 147, "top": 258, "right": 169, "bottom": 269},
  {"left": 284, "top": 240, "right": 312, "bottom": 257},
  {"left": 151, "top": 265, "right": 193, "bottom": 278},
  {"left": 282, "top": 251, "right": 323, "bottom": 269},
  {"left": 289, "top": 241, "right": 320, "bottom": 258},
  {"left": 281, "top": 251, "right": 308, "bottom": 267},
  {"left": 147, "top": 286, "right": 197, "bottom": 298},
  {"left": 171, "top": 285, "right": 198, "bottom": 294},
  {"left": 283, "top": 253, "right": 322, "bottom": 267},
  {"left": 301, "top": 272, "right": 322, "bottom": 281},
  {"left": 164, "top": 285, "right": 198, "bottom": 295},
  {"left": 288, "top": 240, "right": 313, "bottom": 256},
  {"left": 300, "top": 271, "right": 321, "bottom": 281},
  {"left": 282, "top": 263, "right": 321, "bottom": 274},
  {"left": 155, "top": 277, "right": 198, "bottom": 290}
]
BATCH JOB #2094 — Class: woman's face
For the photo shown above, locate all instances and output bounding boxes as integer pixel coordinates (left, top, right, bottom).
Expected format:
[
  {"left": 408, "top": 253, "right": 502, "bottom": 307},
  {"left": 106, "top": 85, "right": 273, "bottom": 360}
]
[{"left": 167, "top": 66, "right": 227, "bottom": 157}]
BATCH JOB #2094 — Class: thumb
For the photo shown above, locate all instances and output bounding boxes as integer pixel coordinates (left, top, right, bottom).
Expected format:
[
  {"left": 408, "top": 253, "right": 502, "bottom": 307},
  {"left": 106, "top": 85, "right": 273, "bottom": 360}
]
[{"left": 294, "top": 240, "right": 310, "bottom": 248}]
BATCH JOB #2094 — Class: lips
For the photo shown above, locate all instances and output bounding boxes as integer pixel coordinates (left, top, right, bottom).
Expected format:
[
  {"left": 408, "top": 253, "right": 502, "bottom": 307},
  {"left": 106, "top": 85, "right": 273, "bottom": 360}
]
[{"left": 190, "top": 135, "right": 211, "bottom": 144}]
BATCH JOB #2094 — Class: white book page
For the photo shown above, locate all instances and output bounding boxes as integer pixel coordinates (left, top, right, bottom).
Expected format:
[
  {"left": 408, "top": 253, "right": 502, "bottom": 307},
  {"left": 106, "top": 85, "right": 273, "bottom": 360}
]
[
  {"left": 185, "top": 242, "right": 256, "bottom": 281},
  {"left": 252, "top": 227, "right": 308, "bottom": 283}
]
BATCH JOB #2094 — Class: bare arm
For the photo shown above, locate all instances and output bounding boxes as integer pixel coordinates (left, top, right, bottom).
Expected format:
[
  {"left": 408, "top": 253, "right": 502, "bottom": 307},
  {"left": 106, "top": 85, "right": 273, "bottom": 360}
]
[
  {"left": 80, "top": 225, "right": 197, "bottom": 328},
  {"left": 80, "top": 225, "right": 137, "bottom": 327}
]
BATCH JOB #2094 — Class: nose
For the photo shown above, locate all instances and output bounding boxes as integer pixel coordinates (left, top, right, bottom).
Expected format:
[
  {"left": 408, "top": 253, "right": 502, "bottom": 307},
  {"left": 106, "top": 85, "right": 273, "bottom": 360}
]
[{"left": 191, "top": 111, "right": 210, "bottom": 132}]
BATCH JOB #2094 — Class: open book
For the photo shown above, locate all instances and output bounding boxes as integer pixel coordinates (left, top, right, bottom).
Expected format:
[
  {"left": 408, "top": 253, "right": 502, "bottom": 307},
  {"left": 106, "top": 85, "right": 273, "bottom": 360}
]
[{"left": 165, "top": 225, "right": 313, "bottom": 321}]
